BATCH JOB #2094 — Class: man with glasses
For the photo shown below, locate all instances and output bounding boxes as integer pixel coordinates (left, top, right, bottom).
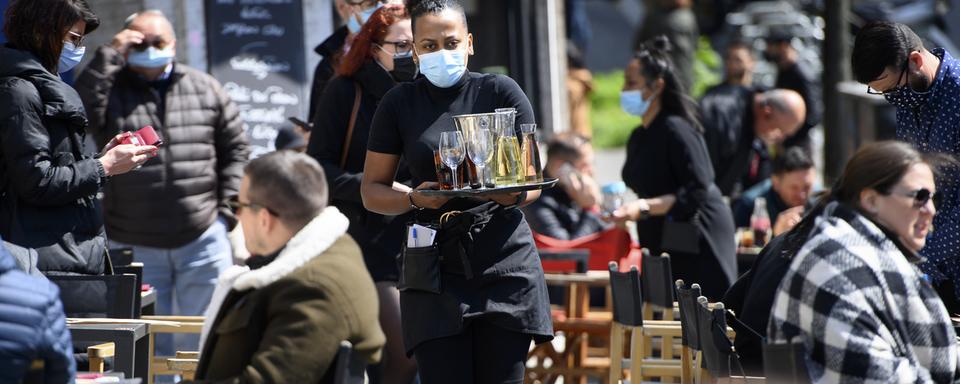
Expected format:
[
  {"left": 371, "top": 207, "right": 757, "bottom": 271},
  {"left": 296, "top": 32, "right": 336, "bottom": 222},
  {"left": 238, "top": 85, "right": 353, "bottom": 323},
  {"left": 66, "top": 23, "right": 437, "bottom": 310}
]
[
  {"left": 852, "top": 21, "right": 960, "bottom": 313},
  {"left": 74, "top": 10, "right": 249, "bottom": 365},
  {"left": 193, "top": 150, "right": 384, "bottom": 382}
]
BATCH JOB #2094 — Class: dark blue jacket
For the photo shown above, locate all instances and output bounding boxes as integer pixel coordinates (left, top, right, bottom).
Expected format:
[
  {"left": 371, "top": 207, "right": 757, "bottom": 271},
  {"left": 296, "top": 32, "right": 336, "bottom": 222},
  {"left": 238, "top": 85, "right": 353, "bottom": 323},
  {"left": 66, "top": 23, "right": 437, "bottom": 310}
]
[{"left": 0, "top": 239, "right": 75, "bottom": 383}]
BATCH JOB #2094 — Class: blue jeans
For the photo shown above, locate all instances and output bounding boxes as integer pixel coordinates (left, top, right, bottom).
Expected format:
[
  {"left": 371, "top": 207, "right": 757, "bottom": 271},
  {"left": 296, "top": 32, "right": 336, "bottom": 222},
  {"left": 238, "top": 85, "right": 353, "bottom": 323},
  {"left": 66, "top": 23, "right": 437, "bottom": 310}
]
[{"left": 110, "top": 218, "right": 232, "bottom": 356}]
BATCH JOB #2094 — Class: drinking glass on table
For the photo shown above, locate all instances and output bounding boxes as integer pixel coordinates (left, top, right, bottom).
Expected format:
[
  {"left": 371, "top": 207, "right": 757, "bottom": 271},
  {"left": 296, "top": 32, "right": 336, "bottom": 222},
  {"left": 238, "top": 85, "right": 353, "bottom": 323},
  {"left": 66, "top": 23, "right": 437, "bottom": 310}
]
[
  {"left": 439, "top": 131, "right": 466, "bottom": 190},
  {"left": 467, "top": 128, "right": 494, "bottom": 189}
]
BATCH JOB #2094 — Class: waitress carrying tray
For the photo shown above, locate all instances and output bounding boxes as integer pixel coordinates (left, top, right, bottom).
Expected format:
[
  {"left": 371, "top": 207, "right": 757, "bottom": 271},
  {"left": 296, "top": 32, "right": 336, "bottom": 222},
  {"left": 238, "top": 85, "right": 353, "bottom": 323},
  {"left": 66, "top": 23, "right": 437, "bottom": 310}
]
[{"left": 419, "top": 178, "right": 558, "bottom": 198}]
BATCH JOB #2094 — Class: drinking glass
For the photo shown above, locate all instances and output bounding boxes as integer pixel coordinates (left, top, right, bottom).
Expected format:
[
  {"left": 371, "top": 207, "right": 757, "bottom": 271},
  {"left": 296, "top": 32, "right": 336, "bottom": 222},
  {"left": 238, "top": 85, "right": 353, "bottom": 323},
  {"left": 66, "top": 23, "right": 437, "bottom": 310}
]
[
  {"left": 466, "top": 128, "right": 494, "bottom": 189},
  {"left": 439, "top": 131, "right": 466, "bottom": 190}
]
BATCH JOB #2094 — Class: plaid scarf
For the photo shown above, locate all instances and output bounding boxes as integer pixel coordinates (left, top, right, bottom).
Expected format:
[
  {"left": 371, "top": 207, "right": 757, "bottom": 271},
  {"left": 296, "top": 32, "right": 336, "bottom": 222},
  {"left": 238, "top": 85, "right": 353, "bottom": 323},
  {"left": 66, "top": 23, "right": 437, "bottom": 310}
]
[{"left": 768, "top": 202, "right": 960, "bottom": 382}]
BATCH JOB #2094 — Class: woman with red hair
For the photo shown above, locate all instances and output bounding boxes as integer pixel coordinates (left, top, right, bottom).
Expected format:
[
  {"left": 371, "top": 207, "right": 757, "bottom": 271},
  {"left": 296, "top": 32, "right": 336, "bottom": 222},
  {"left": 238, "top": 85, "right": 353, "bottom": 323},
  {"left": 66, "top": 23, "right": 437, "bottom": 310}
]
[{"left": 306, "top": 4, "right": 419, "bottom": 383}]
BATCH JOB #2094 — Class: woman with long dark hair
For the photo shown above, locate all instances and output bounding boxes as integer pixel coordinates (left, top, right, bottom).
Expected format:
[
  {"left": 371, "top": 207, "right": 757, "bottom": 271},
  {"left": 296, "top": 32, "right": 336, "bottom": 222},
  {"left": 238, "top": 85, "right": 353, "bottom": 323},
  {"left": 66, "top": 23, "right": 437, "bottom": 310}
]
[
  {"left": 609, "top": 36, "right": 736, "bottom": 300},
  {"left": 307, "top": 4, "right": 418, "bottom": 383},
  {"left": 768, "top": 141, "right": 959, "bottom": 381},
  {"left": 0, "top": 0, "right": 154, "bottom": 276},
  {"left": 360, "top": 0, "right": 553, "bottom": 382}
]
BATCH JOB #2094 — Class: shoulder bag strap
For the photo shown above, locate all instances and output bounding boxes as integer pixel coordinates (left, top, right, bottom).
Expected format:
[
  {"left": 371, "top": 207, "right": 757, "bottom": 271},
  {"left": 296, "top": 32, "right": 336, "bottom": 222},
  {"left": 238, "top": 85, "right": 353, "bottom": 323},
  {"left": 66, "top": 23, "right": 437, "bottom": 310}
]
[{"left": 340, "top": 81, "right": 362, "bottom": 169}]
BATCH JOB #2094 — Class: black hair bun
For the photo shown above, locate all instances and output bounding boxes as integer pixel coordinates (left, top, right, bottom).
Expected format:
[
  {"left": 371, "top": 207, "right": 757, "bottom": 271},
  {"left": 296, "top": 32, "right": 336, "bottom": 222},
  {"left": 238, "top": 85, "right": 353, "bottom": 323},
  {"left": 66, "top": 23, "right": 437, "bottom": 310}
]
[{"left": 648, "top": 35, "right": 672, "bottom": 54}]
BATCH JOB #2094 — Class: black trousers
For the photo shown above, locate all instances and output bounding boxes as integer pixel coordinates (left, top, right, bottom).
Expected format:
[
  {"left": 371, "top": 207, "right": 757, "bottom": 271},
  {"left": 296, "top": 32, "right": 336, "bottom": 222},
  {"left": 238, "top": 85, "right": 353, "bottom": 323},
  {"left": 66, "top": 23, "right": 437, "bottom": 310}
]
[{"left": 413, "top": 320, "right": 532, "bottom": 384}]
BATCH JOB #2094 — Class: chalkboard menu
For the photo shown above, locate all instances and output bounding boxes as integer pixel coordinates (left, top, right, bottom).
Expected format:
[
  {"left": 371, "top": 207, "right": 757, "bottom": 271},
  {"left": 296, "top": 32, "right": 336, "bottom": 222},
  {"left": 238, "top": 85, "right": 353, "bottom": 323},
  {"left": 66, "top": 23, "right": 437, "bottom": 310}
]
[{"left": 205, "top": 0, "right": 307, "bottom": 159}]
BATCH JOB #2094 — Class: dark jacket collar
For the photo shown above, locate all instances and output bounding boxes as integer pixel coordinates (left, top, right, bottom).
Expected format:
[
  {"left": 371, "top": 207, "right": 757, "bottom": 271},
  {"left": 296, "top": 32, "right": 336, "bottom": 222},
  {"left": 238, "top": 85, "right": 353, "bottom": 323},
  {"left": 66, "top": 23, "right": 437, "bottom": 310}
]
[
  {"left": 315, "top": 26, "right": 349, "bottom": 58},
  {"left": 353, "top": 60, "right": 397, "bottom": 100},
  {"left": 0, "top": 44, "right": 87, "bottom": 124}
]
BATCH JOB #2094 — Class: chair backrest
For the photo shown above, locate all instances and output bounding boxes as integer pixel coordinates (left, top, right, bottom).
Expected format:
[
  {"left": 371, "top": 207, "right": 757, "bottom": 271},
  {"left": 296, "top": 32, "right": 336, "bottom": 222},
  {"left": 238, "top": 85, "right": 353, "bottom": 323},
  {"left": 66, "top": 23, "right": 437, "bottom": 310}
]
[
  {"left": 331, "top": 341, "right": 366, "bottom": 384},
  {"left": 641, "top": 251, "right": 674, "bottom": 310},
  {"left": 48, "top": 274, "right": 138, "bottom": 319},
  {"left": 697, "top": 297, "right": 732, "bottom": 378},
  {"left": 108, "top": 247, "right": 135, "bottom": 267},
  {"left": 113, "top": 263, "right": 144, "bottom": 318},
  {"left": 608, "top": 262, "right": 644, "bottom": 327},
  {"left": 534, "top": 228, "right": 636, "bottom": 271},
  {"left": 675, "top": 279, "right": 702, "bottom": 350},
  {"left": 539, "top": 249, "right": 590, "bottom": 273},
  {"left": 763, "top": 336, "right": 810, "bottom": 383}
]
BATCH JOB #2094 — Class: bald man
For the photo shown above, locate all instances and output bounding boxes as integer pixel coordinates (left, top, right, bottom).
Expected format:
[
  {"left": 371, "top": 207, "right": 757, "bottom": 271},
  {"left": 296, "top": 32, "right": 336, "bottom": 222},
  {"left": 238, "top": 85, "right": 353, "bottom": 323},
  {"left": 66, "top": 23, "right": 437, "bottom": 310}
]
[
  {"left": 700, "top": 87, "right": 805, "bottom": 197},
  {"left": 75, "top": 10, "right": 249, "bottom": 360}
]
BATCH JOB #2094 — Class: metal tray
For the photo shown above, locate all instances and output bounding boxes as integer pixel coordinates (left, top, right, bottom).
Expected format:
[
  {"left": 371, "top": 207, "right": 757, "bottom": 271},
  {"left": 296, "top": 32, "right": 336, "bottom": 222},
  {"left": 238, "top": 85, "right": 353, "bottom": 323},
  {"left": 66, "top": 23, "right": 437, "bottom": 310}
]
[{"left": 419, "top": 178, "right": 558, "bottom": 197}]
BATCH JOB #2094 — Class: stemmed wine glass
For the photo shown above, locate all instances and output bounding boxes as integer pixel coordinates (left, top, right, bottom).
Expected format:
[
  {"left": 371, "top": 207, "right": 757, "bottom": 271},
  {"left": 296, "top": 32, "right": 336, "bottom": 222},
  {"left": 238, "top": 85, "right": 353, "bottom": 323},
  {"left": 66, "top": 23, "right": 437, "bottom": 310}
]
[
  {"left": 439, "top": 131, "right": 466, "bottom": 190},
  {"left": 466, "top": 128, "right": 494, "bottom": 189}
]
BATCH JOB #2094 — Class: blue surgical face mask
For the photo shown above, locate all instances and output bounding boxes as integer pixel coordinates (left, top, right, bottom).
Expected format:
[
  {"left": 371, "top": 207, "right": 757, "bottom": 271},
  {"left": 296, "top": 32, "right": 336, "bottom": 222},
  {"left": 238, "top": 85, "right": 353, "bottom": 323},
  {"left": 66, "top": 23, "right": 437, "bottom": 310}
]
[
  {"left": 347, "top": 3, "right": 383, "bottom": 34},
  {"left": 58, "top": 42, "right": 85, "bottom": 73},
  {"left": 127, "top": 46, "right": 175, "bottom": 69},
  {"left": 620, "top": 90, "right": 651, "bottom": 116},
  {"left": 417, "top": 49, "right": 467, "bottom": 88}
]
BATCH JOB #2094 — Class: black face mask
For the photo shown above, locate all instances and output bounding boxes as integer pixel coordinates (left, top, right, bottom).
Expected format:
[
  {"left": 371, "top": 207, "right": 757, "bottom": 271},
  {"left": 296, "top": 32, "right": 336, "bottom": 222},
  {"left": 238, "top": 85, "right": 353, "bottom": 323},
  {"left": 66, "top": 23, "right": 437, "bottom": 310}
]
[{"left": 391, "top": 55, "right": 419, "bottom": 83}]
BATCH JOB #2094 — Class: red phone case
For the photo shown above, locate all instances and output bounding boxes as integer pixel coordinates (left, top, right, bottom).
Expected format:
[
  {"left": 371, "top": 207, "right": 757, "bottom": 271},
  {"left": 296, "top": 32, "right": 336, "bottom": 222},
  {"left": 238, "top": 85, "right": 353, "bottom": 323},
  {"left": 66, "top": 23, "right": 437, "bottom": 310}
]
[{"left": 121, "top": 125, "right": 164, "bottom": 146}]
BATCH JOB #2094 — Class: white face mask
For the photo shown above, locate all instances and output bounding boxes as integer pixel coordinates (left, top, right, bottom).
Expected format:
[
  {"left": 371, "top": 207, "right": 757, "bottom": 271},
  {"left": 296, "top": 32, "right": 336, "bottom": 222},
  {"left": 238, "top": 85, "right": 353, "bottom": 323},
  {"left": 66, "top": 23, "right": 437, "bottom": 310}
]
[{"left": 417, "top": 49, "right": 467, "bottom": 88}]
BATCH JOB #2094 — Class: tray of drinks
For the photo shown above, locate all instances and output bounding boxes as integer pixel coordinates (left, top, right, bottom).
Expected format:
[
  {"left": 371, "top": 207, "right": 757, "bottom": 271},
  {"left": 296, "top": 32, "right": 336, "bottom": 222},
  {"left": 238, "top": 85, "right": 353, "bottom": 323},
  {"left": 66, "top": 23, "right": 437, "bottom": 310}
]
[{"left": 419, "top": 178, "right": 559, "bottom": 197}]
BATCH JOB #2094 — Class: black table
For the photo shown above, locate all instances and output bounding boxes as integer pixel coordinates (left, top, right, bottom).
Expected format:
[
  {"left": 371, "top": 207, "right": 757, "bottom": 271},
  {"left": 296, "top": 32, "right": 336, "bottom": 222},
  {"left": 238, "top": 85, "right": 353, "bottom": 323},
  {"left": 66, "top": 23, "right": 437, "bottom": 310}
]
[{"left": 69, "top": 323, "right": 149, "bottom": 379}]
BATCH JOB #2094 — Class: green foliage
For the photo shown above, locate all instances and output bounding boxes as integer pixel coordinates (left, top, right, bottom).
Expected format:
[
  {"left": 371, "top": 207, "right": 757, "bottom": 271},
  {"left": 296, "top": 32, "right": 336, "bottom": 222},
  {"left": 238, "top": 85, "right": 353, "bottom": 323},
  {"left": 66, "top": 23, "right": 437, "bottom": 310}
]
[
  {"left": 588, "top": 37, "right": 722, "bottom": 149},
  {"left": 690, "top": 36, "right": 722, "bottom": 99},
  {"left": 589, "top": 70, "right": 640, "bottom": 149}
]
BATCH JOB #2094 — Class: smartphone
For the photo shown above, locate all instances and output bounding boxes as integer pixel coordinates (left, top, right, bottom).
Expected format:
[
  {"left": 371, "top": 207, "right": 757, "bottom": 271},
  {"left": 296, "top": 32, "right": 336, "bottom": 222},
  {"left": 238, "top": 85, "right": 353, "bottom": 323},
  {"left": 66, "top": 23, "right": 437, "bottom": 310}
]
[
  {"left": 288, "top": 117, "right": 313, "bottom": 131},
  {"left": 120, "top": 125, "right": 164, "bottom": 147}
]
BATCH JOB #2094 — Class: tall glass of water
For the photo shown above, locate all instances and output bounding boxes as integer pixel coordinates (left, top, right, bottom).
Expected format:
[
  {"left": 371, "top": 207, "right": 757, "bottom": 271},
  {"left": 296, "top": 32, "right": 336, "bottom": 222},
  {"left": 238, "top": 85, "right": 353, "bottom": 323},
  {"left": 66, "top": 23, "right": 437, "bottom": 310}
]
[
  {"left": 466, "top": 128, "right": 494, "bottom": 189},
  {"left": 439, "top": 131, "right": 466, "bottom": 190}
]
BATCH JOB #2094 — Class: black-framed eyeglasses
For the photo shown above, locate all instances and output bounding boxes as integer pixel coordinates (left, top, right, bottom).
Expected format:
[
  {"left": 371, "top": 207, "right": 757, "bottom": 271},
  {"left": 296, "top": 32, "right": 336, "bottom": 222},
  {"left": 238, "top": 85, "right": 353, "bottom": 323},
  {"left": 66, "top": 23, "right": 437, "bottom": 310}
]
[
  {"left": 64, "top": 31, "right": 85, "bottom": 48},
  {"left": 378, "top": 40, "right": 413, "bottom": 56},
  {"left": 888, "top": 187, "right": 940, "bottom": 210},
  {"left": 866, "top": 59, "right": 909, "bottom": 95},
  {"left": 227, "top": 195, "right": 278, "bottom": 216}
]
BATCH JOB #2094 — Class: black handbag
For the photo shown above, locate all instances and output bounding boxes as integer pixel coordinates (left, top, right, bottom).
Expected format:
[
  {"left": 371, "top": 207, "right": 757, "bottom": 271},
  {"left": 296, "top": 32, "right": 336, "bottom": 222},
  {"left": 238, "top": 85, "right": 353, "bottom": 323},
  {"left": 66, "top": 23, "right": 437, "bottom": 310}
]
[{"left": 660, "top": 214, "right": 701, "bottom": 254}]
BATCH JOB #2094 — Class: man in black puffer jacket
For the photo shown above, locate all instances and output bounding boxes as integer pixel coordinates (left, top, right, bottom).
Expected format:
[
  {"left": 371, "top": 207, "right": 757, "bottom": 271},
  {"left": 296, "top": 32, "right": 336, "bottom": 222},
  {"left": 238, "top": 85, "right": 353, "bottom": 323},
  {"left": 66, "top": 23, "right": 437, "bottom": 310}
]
[{"left": 75, "top": 10, "right": 248, "bottom": 358}]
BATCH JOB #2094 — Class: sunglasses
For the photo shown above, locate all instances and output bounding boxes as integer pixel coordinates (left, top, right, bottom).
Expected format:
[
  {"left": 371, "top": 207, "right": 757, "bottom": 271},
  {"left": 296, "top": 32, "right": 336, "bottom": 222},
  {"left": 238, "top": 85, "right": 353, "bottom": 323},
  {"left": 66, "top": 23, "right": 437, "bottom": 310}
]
[
  {"left": 226, "top": 195, "right": 278, "bottom": 216},
  {"left": 889, "top": 187, "right": 940, "bottom": 210},
  {"left": 132, "top": 38, "right": 170, "bottom": 52}
]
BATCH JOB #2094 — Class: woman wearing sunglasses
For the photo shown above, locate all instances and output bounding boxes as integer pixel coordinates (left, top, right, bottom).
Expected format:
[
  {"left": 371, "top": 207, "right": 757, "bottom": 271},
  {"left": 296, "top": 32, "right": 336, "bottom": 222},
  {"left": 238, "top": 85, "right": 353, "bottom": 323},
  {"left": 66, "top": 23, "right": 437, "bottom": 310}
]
[
  {"left": 0, "top": 0, "right": 155, "bottom": 277},
  {"left": 307, "top": 5, "right": 418, "bottom": 383},
  {"left": 768, "top": 141, "right": 959, "bottom": 381}
]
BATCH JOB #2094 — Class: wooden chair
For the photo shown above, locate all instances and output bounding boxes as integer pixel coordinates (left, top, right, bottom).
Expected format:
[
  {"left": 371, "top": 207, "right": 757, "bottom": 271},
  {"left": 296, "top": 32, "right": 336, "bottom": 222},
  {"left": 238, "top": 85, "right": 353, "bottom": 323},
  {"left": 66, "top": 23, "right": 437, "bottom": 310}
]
[
  {"left": 640, "top": 252, "right": 676, "bottom": 322},
  {"left": 608, "top": 261, "right": 683, "bottom": 384},
  {"left": 763, "top": 336, "right": 809, "bottom": 383},
  {"left": 675, "top": 280, "right": 706, "bottom": 384},
  {"left": 695, "top": 297, "right": 763, "bottom": 383}
]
